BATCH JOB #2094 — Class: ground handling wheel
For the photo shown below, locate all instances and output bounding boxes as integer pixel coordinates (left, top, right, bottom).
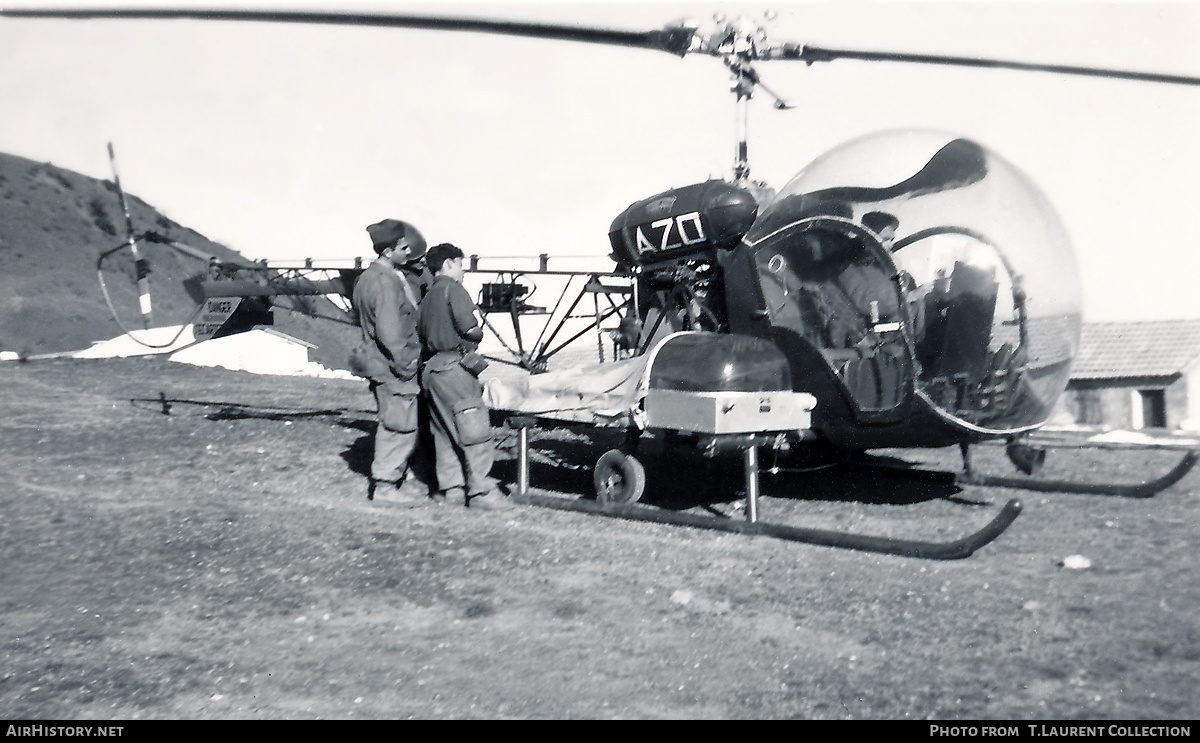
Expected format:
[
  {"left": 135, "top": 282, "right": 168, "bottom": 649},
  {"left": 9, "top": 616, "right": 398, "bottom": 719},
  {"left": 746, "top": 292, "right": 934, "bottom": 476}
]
[{"left": 594, "top": 449, "right": 646, "bottom": 505}]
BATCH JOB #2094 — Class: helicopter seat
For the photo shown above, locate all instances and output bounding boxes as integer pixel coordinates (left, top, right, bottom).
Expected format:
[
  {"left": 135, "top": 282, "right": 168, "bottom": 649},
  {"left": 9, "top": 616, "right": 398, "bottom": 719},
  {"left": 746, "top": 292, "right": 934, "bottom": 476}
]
[
  {"left": 972, "top": 342, "right": 1024, "bottom": 415},
  {"left": 836, "top": 337, "right": 907, "bottom": 411},
  {"left": 928, "top": 261, "right": 999, "bottom": 383}
]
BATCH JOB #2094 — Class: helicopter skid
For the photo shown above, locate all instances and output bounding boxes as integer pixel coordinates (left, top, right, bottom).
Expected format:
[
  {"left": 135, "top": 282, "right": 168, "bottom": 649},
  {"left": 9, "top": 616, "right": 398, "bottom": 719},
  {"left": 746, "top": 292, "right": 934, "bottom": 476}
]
[
  {"left": 511, "top": 488, "right": 1022, "bottom": 560},
  {"left": 851, "top": 443, "right": 1198, "bottom": 498},
  {"left": 956, "top": 449, "right": 1198, "bottom": 498},
  {"left": 509, "top": 420, "right": 1020, "bottom": 559}
]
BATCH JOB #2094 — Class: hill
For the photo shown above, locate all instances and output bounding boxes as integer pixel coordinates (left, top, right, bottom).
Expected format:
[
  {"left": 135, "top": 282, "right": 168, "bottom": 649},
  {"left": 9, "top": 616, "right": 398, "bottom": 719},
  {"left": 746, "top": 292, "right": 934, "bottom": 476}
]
[{"left": 0, "top": 151, "right": 355, "bottom": 367}]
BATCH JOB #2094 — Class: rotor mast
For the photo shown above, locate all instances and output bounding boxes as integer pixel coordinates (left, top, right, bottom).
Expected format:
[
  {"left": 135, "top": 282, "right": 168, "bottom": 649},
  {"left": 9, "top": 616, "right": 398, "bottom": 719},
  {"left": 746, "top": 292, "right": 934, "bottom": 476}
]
[
  {"left": 731, "top": 58, "right": 755, "bottom": 186},
  {"left": 695, "top": 15, "right": 792, "bottom": 187}
]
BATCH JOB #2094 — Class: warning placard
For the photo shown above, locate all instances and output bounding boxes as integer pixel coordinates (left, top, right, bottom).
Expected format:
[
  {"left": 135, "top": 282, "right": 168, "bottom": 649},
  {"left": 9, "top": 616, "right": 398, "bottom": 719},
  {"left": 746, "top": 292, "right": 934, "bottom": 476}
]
[{"left": 194, "top": 297, "right": 242, "bottom": 340}]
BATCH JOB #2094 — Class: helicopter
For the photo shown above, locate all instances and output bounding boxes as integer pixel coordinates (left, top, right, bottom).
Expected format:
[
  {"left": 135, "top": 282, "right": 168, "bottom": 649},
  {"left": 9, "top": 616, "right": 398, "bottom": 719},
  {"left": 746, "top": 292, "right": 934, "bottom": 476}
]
[{"left": 5, "top": 5, "right": 1199, "bottom": 557}]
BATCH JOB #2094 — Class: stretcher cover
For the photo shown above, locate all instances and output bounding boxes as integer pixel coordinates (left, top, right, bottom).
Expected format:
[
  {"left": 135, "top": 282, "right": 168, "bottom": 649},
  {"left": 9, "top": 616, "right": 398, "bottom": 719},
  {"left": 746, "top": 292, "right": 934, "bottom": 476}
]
[{"left": 483, "top": 355, "right": 650, "bottom": 425}]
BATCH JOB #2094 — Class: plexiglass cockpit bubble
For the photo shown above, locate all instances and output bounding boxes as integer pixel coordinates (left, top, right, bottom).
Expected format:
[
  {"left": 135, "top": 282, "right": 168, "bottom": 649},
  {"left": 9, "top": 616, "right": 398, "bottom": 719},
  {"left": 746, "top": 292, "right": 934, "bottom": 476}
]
[{"left": 743, "top": 130, "right": 1081, "bottom": 434}]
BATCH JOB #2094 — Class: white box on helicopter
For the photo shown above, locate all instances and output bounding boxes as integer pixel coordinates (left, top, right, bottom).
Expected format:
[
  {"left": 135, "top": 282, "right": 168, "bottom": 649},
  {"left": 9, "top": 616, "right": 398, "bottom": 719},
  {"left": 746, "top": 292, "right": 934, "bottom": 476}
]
[{"left": 644, "top": 388, "right": 815, "bottom": 435}]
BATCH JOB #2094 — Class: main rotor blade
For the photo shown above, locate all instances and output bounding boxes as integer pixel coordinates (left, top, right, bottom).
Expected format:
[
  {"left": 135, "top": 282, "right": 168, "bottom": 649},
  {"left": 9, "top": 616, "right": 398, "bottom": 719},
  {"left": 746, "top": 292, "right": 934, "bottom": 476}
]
[
  {"left": 785, "top": 44, "right": 1200, "bottom": 87},
  {"left": 0, "top": 7, "right": 696, "bottom": 55},
  {"left": 7, "top": 7, "right": 1198, "bottom": 87}
]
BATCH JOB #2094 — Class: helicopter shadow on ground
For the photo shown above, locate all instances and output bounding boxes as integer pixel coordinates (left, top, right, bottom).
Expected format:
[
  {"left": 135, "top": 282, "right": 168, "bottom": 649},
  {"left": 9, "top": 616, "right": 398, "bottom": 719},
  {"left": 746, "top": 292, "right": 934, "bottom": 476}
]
[
  {"left": 491, "top": 427, "right": 970, "bottom": 512},
  {"left": 131, "top": 395, "right": 389, "bottom": 483},
  {"left": 490, "top": 427, "right": 599, "bottom": 499},
  {"left": 644, "top": 449, "right": 970, "bottom": 511},
  {"left": 757, "top": 454, "right": 973, "bottom": 508},
  {"left": 340, "top": 421, "right": 618, "bottom": 496}
]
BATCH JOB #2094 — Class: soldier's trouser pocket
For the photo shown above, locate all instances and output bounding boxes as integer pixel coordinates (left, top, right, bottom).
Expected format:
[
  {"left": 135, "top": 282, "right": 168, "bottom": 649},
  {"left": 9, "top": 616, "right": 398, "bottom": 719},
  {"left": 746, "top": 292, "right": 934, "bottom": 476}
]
[
  {"left": 377, "top": 389, "right": 419, "bottom": 433},
  {"left": 451, "top": 398, "right": 492, "bottom": 446}
]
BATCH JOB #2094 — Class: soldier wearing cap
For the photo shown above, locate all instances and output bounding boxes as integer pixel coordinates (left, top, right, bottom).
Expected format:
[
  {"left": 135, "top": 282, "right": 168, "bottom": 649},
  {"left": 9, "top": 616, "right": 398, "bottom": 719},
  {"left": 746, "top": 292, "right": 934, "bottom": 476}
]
[{"left": 351, "top": 218, "right": 432, "bottom": 506}]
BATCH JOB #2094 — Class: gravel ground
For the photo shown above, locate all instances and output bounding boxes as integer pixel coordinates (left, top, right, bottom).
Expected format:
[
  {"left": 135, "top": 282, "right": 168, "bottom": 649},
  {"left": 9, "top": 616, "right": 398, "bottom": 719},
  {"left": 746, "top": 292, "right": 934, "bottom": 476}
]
[{"left": 1, "top": 358, "right": 1197, "bottom": 720}]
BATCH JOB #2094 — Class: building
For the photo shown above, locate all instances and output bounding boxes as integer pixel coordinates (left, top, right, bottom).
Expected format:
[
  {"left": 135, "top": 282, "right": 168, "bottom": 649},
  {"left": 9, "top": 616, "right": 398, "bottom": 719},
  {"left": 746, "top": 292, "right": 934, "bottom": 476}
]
[
  {"left": 1061, "top": 319, "right": 1200, "bottom": 432},
  {"left": 169, "top": 327, "right": 353, "bottom": 379},
  {"left": 51, "top": 324, "right": 353, "bottom": 379}
]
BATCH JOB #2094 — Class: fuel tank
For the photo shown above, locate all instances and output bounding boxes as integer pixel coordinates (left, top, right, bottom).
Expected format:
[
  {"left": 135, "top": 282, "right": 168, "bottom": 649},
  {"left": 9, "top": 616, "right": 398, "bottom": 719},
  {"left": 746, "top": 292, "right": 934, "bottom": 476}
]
[{"left": 608, "top": 180, "right": 758, "bottom": 270}]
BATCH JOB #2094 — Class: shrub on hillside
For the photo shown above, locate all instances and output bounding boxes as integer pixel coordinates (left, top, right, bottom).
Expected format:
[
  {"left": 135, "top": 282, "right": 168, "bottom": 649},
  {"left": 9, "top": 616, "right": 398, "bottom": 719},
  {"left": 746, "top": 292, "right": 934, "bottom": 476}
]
[{"left": 88, "top": 197, "right": 117, "bottom": 236}]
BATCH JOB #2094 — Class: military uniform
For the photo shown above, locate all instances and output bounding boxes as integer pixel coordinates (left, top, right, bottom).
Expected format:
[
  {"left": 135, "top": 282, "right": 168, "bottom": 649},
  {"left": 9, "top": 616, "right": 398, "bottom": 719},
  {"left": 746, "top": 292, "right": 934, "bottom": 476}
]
[
  {"left": 418, "top": 274, "right": 496, "bottom": 498},
  {"left": 352, "top": 257, "right": 424, "bottom": 489}
]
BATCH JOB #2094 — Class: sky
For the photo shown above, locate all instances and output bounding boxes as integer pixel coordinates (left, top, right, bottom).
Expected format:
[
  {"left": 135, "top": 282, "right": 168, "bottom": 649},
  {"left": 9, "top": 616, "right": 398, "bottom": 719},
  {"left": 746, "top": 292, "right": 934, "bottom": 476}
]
[{"left": 2, "top": 0, "right": 1200, "bottom": 323}]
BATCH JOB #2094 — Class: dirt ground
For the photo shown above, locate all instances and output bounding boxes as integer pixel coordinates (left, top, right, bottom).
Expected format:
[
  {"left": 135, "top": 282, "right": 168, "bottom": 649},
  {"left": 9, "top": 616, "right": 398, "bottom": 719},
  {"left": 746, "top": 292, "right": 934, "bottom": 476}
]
[{"left": 1, "top": 358, "right": 1197, "bottom": 720}]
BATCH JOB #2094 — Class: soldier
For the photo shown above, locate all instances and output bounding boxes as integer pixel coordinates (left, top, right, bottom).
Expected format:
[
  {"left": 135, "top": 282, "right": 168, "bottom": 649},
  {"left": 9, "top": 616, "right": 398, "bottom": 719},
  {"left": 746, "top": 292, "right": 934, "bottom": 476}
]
[
  {"left": 418, "top": 243, "right": 514, "bottom": 510},
  {"left": 351, "top": 218, "right": 432, "bottom": 506}
]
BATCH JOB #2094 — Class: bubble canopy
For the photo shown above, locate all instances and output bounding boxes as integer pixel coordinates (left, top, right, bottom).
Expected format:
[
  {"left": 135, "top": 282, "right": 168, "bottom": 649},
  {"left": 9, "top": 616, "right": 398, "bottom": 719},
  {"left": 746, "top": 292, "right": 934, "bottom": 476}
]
[{"left": 742, "top": 130, "right": 1082, "bottom": 435}]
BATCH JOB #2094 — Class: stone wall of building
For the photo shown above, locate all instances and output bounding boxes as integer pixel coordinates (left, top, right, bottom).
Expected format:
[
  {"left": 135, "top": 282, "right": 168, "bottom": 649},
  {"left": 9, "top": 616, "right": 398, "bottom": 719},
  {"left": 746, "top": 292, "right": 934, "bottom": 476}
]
[{"left": 1062, "top": 375, "right": 1189, "bottom": 430}]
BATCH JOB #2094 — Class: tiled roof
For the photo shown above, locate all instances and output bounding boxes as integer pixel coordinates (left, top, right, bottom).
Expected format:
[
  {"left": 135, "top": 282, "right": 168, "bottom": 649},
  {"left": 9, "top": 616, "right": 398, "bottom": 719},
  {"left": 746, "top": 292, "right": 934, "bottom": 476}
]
[
  {"left": 993, "top": 314, "right": 1080, "bottom": 369},
  {"left": 1072, "top": 319, "right": 1200, "bottom": 380}
]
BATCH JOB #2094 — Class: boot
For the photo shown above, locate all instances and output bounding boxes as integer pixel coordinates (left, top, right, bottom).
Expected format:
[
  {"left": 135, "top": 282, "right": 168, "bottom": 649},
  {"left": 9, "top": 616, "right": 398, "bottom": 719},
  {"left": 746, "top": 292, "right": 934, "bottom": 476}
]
[
  {"left": 465, "top": 486, "right": 517, "bottom": 511},
  {"left": 396, "top": 476, "right": 432, "bottom": 501},
  {"left": 370, "top": 478, "right": 428, "bottom": 508}
]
